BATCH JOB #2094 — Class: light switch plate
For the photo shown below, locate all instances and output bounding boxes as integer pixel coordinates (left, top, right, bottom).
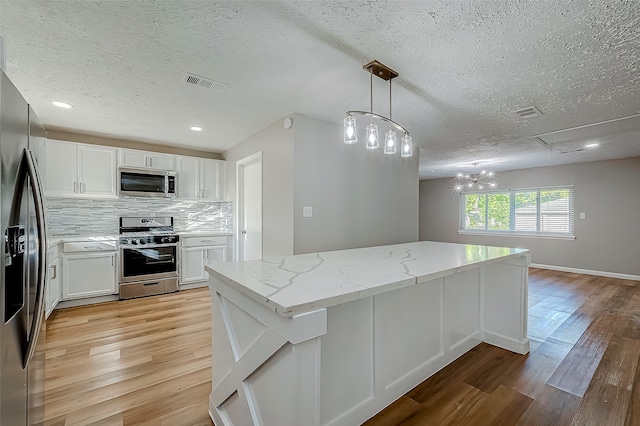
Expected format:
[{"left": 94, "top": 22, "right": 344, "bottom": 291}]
[
  {"left": 579, "top": 212, "right": 586, "bottom": 219},
  {"left": 303, "top": 206, "right": 312, "bottom": 218}
]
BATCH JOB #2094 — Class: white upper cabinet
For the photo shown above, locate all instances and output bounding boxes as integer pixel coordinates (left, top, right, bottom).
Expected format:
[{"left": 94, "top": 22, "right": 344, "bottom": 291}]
[
  {"left": 201, "top": 159, "right": 224, "bottom": 201},
  {"left": 43, "top": 140, "right": 78, "bottom": 196},
  {"left": 78, "top": 145, "right": 118, "bottom": 197},
  {"left": 176, "top": 156, "right": 199, "bottom": 199},
  {"left": 176, "top": 157, "right": 225, "bottom": 201},
  {"left": 119, "top": 148, "right": 175, "bottom": 170},
  {"left": 43, "top": 140, "right": 117, "bottom": 198}
]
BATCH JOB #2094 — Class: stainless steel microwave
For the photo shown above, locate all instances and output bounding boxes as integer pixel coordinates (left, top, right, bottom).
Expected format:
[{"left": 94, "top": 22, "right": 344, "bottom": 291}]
[{"left": 119, "top": 168, "right": 176, "bottom": 198}]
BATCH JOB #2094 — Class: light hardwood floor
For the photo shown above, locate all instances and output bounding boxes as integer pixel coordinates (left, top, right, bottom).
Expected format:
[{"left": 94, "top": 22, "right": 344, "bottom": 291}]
[
  {"left": 44, "top": 269, "right": 640, "bottom": 425},
  {"left": 44, "top": 289, "right": 214, "bottom": 426}
]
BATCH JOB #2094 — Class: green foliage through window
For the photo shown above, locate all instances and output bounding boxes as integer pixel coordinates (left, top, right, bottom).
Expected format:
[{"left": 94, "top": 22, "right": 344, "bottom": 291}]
[{"left": 460, "top": 187, "right": 574, "bottom": 236}]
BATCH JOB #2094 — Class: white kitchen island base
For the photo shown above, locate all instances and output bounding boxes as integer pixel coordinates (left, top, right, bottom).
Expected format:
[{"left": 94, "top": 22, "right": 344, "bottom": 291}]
[{"left": 207, "top": 242, "right": 530, "bottom": 426}]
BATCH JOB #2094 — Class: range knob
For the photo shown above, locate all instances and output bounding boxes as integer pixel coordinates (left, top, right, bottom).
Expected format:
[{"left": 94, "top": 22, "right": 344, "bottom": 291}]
[
  {"left": 138, "top": 239, "right": 146, "bottom": 245},
  {"left": 132, "top": 239, "right": 139, "bottom": 245}
]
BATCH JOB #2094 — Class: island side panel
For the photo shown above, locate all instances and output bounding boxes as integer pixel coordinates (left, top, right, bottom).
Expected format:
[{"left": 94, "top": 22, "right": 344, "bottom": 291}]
[
  {"left": 209, "top": 276, "right": 326, "bottom": 426},
  {"left": 320, "top": 272, "right": 489, "bottom": 426},
  {"left": 481, "top": 254, "right": 530, "bottom": 354}
]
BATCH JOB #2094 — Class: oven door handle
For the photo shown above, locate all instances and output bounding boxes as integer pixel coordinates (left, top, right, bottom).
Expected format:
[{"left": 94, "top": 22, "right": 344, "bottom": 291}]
[{"left": 120, "top": 243, "right": 178, "bottom": 250}]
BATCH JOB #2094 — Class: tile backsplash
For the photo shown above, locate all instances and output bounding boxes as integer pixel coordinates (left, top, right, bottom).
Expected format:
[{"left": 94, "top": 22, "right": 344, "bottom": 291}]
[{"left": 46, "top": 197, "right": 233, "bottom": 236}]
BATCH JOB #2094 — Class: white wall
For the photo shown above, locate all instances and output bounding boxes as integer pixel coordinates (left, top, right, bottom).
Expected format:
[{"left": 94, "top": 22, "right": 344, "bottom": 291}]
[
  {"left": 419, "top": 157, "right": 640, "bottom": 277},
  {"left": 292, "top": 114, "right": 419, "bottom": 254},
  {"left": 223, "top": 119, "right": 295, "bottom": 258}
]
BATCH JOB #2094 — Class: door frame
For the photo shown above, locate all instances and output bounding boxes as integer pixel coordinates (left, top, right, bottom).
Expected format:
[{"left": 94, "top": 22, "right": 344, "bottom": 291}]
[{"left": 236, "top": 151, "right": 263, "bottom": 261}]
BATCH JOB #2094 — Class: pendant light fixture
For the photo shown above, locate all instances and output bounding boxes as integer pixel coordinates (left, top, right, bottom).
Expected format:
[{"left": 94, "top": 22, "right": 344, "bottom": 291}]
[
  {"left": 344, "top": 60, "right": 412, "bottom": 157},
  {"left": 453, "top": 163, "right": 497, "bottom": 191}
]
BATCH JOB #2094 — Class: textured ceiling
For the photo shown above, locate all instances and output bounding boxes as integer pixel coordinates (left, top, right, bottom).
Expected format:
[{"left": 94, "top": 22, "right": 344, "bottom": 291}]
[{"left": 1, "top": 0, "right": 639, "bottom": 179}]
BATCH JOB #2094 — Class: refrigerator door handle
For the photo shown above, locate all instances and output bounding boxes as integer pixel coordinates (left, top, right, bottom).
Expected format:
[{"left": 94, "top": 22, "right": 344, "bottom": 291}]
[{"left": 19, "top": 149, "right": 48, "bottom": 368}]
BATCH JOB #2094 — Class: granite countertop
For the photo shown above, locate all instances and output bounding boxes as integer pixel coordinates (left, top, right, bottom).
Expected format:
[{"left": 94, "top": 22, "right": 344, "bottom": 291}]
[{"left": 205, "top": 241, "right": 530, "bottom": 318}]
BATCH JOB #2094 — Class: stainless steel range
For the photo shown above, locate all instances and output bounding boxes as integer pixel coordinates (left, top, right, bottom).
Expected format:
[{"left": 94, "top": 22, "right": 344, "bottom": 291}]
[{"left": 119, "top": 216, "right": 179, "bottom": 299}]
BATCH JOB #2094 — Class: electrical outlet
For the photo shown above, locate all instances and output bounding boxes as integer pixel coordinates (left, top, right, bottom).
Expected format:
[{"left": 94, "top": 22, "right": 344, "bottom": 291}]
[
  {"left": 303, "top": 206, "right": 312, "bottom": 218},
  {"left": 579, "top": 212, "right": 586, "bottom": 219}
]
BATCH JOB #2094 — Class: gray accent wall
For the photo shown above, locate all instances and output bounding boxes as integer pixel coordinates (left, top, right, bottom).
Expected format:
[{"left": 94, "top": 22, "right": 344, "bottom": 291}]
[
  {"left": 223, "top": 119, "right": 295, "bottom": 258},
  {"left": 292, "top": 114, "right": 419, "bottom": 254},
  {"left": 419, "top": 157, "right": 640, "bottom": 276},
  {"left": 223, "top": 114, "right": 419, "bottom": 257}
]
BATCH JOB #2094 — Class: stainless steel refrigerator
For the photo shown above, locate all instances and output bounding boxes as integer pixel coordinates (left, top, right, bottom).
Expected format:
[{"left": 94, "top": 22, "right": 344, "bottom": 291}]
[{"left": 0, "top": 70, "right": 48, "bottom": 425}]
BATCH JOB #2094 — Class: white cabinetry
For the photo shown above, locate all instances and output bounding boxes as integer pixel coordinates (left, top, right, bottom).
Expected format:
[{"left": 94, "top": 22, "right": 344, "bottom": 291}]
[
  {"left": 176, "top": 157, "right": 225, "bottom": 201},
  {"left": 180, "top": 236, "right": 229, "bottom": 287},
  {"left": 61, "top": 242, "right": 117, "bottom": 299},
  {"left": 46, "top": 244, "right": 61, "bottom": 318},
  {"left": 119, "top": 149, "right": 174, "bottom": 170},
  {"left": 43, "top": 140, "right": 117, "bottom": 198}
]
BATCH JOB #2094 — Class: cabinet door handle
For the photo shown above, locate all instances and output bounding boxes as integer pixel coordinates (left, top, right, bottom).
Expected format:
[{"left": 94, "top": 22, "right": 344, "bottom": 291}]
[
  {"left": 241, "top": 230, "right": 247, "bottom": 234},
  {"left": 145, "top": 156, "right": 149, "bottom": 167},
  {"left": 80, "top": 182, "right": 85, "bottom": 193},
  {"left": 149, "top": 157, "right": 152, "bottom": 167},
  {"left": 111, "top": 255, "right": 114, "bottom": 266},
  {"left": 73, "top": 181, "right": 77, "bottom": 193},
  {"left": 50, "top": 264, "right": 57, "bottom": 280}
]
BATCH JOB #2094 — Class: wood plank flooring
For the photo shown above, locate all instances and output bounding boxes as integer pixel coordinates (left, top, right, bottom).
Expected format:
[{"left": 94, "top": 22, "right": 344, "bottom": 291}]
[
  {"left": 43, "top": 289, "right": 214, "bottom": 426},
  {"left": 366, "top": 269, "right": 640, "bottom": 426},
  {"left": 44, "top": 269, "right": 640, "bottom": 425}
]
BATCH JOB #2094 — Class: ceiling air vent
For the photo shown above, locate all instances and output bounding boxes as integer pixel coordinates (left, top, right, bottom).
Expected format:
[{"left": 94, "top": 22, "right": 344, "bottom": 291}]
[
  {"left": 184, "top": 72, "right": 229, "bottom": 93},
  {"left": 514, "top": 106, "right": 542, "bottom": 119}
]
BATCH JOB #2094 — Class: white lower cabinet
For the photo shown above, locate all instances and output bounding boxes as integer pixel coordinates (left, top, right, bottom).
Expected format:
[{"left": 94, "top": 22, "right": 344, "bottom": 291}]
[
  {"left": 46, "top": 245, "right": 61, "bottom": 318},
  {"left": 61, "top": 243, "right": 117, "bottom": 300},
  {"left": 180, "top": 236, "right": 229, "bottom": 286}
]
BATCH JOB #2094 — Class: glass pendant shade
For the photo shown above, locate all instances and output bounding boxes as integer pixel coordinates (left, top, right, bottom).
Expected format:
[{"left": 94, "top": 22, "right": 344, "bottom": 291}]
[
  {"left": 344, "top": 115, "right": 357, "bottom": 144},
  {"left": 384, "top": 129, "right": 397, "bottom": 154},
  {"left": 401, "top": 134, "right": 413, "bottom": 157},
  {"left": 365, "top": 122, "right": 379, "bottom": 149}
]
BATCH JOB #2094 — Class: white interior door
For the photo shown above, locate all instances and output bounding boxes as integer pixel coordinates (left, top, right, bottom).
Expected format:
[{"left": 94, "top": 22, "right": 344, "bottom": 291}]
[{"left": 237, "top": 152, "right": 262, "bottom": 261}]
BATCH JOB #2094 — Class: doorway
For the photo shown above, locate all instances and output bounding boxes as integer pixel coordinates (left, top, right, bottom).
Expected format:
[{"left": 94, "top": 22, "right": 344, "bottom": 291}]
[{"left": 236, "top": 152, "right": 262, "bottom": 261}]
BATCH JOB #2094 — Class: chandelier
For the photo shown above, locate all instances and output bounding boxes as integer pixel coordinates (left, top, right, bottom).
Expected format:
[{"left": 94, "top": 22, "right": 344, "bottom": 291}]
[
  {"left": 343, "top": 60, "right": 413, "bottom": 157},
  {"left": 454, "top": 163, "right": 497, "bottom": 191}
]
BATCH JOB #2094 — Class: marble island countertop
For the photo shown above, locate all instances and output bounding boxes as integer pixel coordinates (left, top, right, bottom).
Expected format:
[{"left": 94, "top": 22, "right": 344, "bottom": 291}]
[{"left": 205, "top": 241, "right": 530, "bottom": 317}]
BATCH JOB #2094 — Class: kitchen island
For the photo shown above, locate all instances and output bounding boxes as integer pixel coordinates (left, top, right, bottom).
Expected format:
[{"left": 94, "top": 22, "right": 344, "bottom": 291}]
[{"left": 206, "top": 241, "right": 530, "bottom": 426}]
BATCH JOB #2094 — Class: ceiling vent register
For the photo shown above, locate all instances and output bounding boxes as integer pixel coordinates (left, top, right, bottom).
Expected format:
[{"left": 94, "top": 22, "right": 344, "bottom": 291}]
[
  {"left": 514, "top": 106, "right": 543, "bottom": 119},
  {"left": 184, "top": 72, "right": 229, "bottom": 93}
]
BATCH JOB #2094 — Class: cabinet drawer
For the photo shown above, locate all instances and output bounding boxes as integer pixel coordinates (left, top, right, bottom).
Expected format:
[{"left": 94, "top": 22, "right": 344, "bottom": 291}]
[
  {"left": 182, "top": 236, "right": 228, "bottom": 247},
  {"left": 63, "top": 242, "right": 116, "bottom": 253}
]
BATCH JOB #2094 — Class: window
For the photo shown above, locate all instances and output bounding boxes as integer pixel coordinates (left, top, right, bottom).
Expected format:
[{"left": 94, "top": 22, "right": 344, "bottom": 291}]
[{"left": 460, "top": 186, "right": 574, "bottom": 238}]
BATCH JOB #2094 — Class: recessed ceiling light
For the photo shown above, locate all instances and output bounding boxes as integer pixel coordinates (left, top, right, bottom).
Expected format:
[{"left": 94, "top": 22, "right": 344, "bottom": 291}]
[
  {"left": 585, "top": 142, "right": 600, "bottom": 149},
  {"left": 190, "top": 126, "right": 202, "bottom": 132},
  {"left": 52, "top": 101, "right": 73, "bottom": 109}
]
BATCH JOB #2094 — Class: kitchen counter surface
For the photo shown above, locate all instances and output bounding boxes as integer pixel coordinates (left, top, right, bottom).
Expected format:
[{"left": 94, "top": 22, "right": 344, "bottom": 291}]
[
  {"left": 48, "top": 235, "right": 119, "bottom": 247},
  {"left": 206, "top": 240, "right": 529, "bottom": 317},
  {"left": 47, "top": 231, "right": 232, "bottom": 247},
  {"left": 178, "top": 231, "right": 233, "bottom": 237}
]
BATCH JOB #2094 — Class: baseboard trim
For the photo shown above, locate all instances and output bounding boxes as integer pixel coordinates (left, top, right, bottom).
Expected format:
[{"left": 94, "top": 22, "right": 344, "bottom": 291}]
[
  {"left": 530, "top": 263, "right": 640, "bottom": 281},
  {"left": 179, "top": 281, "right": 209, "bottom": 290},
  {"left": 56, "top": 294, "right": 119, "bottom": 310},
  {"left": 483, "top": 331, "right": 530, "bottom": 355}
]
